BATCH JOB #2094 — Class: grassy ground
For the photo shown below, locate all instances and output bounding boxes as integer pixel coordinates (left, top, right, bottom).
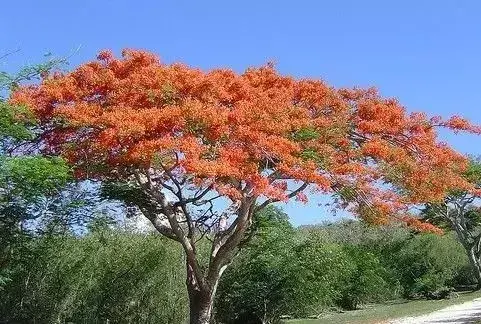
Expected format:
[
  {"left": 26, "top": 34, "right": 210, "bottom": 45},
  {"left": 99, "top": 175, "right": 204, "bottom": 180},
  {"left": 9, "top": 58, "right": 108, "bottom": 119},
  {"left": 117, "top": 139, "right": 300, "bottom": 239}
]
[{"left": 286, "top": 291, "right": 481, "bottom": 324}]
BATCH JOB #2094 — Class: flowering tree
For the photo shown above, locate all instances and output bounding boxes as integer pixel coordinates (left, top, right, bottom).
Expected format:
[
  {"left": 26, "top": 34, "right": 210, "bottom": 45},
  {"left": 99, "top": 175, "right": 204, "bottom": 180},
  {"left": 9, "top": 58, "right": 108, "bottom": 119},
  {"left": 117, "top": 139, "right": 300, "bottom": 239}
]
[{"left": 11, "top": 50, "right": 479, "bottom": 323}]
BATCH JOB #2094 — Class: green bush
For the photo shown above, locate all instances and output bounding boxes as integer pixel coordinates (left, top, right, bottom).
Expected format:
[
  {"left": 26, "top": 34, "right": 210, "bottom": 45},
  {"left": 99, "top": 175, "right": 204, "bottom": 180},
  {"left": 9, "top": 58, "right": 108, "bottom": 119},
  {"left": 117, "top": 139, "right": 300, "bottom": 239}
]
[
  {"left": 216, "top": 214, "right": 404, "bottom": 323},
  {"left": 293, "top": 239, "right": 353, "bottom": 314},
  {"left": 0, "top": 230, "right": 188, "bottom": 324},
  {"left": 215, "top": 206, "right": 299, "bottom": 324},
  {"left": 338, "top": 245, "right": 395, "bottom": 310},
  {"left": 1, "top": 212, "right": 474, "bottom": 324},
  {"left": 394, "top": 233, "right": 469, "bottom": 298}
]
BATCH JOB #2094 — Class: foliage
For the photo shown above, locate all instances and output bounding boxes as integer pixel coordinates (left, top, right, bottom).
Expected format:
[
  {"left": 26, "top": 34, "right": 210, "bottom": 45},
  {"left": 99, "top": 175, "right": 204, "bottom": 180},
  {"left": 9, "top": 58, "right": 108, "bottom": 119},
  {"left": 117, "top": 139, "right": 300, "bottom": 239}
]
[
  {"left": 0, "top": 102, "right": 35, "bottom": 146},
  {"left": 216, "top": 207, "right": 299, "bottom": 323},
  {"left": 33, "top": 182, "right": 117, "bottom": 236},
  {"left": 300, "top": 219, "right": 410, "bottom": 248},
  {"left": 420, "top": 159, "right": 481, "bottom": 288},
  {"left": 0, "top": 230, "right": 187, "bottom": 324},
  {"left": 0, "top": 156, "right": 70, "bottom": 199},
  {"left": 338, "top": 245, "right": 393, "bottom": 310},
  {"left": 11, "top": 49, "right": 481, "bottom": 322},
  {"left": 0, "top": 53, "right": 67, "bottom": 93},
  {"left": 393, "top": 233, "right": 469, "bottom": 298},
  {"left": 0, "top": 60, "right": 72, "bottom": 292},
  {"left": 0, "top": 216, "right": 475, "bottom": 324},
  {"left": 293, "top": 239, "right": 353, "bottom": 314},
  {"left": 305, "top": 221, "right": 472, "bottom": 300},
  {"left": 7, "top": 50, "right": 481, "bottom": 322},
  {"left": 216, "top": 219, "right": 473, "bottom": 323}
]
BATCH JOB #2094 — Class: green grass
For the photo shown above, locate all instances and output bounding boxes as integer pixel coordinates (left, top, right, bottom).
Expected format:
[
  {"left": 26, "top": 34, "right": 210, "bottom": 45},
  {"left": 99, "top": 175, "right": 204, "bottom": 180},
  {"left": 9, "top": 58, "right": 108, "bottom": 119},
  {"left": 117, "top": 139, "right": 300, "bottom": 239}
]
[{"left": 286, "top": 291, "right": 481, "bottom": 324}]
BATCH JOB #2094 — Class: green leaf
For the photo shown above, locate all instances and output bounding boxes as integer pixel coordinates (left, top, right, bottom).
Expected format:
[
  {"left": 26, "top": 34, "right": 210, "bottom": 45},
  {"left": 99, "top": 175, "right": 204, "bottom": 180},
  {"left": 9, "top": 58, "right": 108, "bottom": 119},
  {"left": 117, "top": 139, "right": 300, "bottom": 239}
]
[
  {"left": 0, "top": 156, "right": 71, "bottom": 200},
  {"left": 290, "top": 127, "right": 320, "bottom": 142},
  {"left": 0, "top": 102, "right": 36, "bottom": 142}
]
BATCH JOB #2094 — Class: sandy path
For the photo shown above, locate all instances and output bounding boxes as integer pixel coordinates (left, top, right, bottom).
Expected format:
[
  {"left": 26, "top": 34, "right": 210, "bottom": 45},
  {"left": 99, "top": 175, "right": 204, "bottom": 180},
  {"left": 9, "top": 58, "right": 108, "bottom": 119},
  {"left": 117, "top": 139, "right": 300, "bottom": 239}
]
[{"left": 389, "top": 298, "right": 481, "bottom": 324}]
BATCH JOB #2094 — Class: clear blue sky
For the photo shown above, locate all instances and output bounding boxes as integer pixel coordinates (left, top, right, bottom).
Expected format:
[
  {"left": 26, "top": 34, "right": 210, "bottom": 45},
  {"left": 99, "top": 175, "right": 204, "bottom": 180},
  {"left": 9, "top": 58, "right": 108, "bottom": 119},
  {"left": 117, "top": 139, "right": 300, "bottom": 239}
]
[{"left": 2, "top": 0, "right": 481, "bottom": 225}]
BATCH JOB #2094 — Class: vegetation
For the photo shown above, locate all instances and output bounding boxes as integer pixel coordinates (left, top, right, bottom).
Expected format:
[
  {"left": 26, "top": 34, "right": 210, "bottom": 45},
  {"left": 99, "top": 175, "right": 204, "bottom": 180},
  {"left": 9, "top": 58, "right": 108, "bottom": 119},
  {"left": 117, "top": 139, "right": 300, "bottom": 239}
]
[
  {"left": 0, "top": 211, "right": 475, "bottom": 324},
  {"left": 216, "top": 216, "right": 474, "bottom": 323},
  {"left": 288, "top": 290, "right": 481, "bottom": 324},
  {"left": 0, "top": 59, "right": 71, "bottom": 292},
  {"left": 1, "top": 229, "right": 187, "bottom": 324},
  {"left": 9, "top": 49, "right": 481, "bottom": 323},
  {"left": 421, "top": 160, "right": 481, "bottom": 288},
  {"left": 0, "top": 53, "right": 480, "bottom": 324}
]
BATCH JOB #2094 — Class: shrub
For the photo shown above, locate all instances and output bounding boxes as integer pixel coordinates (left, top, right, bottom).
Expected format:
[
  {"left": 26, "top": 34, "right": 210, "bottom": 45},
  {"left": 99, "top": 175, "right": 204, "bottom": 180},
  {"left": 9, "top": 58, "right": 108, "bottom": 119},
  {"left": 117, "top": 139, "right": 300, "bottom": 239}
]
[
  {"left": 394, "top": 233, "right": 469, "bottom": 298},
  {"left": 215, "top": 207, "right": 299, "bottom": 324},
  {"left": 338, "top": 245, "right": 395, "bottom": 310},
  {"left": 293, "top": 239, "right": 353, "bottom": 315},
  {"left": 0, "top": 230, "right": 188, "bottom": 324}
]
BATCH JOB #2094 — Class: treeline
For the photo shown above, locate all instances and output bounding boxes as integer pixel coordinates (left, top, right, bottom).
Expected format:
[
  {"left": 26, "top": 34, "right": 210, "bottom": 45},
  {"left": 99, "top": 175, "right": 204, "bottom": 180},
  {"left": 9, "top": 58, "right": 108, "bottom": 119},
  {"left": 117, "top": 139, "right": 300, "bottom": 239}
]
[{"left": 0, "top": 207, "right": 475, "bottom": 324}]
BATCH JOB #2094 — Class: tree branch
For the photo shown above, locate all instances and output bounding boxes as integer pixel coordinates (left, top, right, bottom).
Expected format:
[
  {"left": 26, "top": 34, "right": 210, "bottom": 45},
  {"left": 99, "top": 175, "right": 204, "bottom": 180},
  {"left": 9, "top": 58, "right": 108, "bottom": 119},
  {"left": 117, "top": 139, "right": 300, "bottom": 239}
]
[{"left": 255, "top": 182, "right": 308, "bottom": 212}]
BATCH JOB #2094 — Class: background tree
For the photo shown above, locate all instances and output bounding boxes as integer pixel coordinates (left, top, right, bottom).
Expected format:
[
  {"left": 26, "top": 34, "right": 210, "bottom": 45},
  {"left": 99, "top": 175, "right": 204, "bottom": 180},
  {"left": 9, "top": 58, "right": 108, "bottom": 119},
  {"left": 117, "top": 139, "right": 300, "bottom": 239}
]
[
  {"left": 216, "top": 216, "right": 472, "bottom": 324},
  {"left": 11, "top": 49, "right": 480, "bottom": 324},
  {"left": 0, "top": 59, "right": 71, "bottom": 289},
  {"left": 422, "top": 160, "right": 481, "bottom": 288},
  {"left": 394, "top": 233, "right": 469, "bottom": 299},
  {"left": 215, "top": 206, "right": 301, "bottom": 324}
]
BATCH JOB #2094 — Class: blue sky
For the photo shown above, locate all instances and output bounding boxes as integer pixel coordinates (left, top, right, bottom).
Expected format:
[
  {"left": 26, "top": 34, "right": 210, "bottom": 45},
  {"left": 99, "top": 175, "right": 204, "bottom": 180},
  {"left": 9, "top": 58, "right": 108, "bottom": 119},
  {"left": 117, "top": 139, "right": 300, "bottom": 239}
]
[{"left": 2, "top": 0, "right": 481, "bottom": 225}]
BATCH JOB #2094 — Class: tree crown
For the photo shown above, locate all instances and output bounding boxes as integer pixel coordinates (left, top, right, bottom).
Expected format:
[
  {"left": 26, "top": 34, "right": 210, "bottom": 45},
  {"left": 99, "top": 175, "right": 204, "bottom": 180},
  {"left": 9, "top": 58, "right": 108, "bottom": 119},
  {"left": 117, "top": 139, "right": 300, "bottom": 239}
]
[{"left": 11, "top": 49, "right": 480, "bottom": 229}]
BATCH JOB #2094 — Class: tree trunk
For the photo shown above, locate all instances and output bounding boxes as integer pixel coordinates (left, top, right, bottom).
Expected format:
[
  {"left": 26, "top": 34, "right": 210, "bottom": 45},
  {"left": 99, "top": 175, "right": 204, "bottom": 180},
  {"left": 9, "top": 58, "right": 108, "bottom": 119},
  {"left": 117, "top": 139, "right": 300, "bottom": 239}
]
[
  {"left": 186, "top": 262, "right": 224, "bottom": 324},
  {"left": 187, "top": 286, "right": 215, "bottom": 324},
  {"left": 450, "top": 218, "right": 481, "bottom": 290},
  {"left": 468, "top": 245, "right": 481, "bottom": 290}
]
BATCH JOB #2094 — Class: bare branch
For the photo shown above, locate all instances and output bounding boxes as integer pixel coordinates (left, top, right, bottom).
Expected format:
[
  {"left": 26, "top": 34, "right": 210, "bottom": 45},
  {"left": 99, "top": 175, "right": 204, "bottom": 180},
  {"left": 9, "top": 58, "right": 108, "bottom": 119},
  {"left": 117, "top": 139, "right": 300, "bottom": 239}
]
[
  {"left": 207, "top": 198, "right": 256, "bottom": 284},
  {"left": 140, "top": 209, "right": 179, "bottom": 242},
  {"left": 0, "top": 48, "right": 21, "bottom": 62},
  {"left": 175, "top": 185, "right": 214, "bottom": 207},
  {"left": 255, "top": 182, "right": 308, "bottom": 212},
  {"left": 193, "top": 195, "right": 222, "bottom": 207},
  {"left": 133, "top": 168, "right": 206, "bottom": 288}
]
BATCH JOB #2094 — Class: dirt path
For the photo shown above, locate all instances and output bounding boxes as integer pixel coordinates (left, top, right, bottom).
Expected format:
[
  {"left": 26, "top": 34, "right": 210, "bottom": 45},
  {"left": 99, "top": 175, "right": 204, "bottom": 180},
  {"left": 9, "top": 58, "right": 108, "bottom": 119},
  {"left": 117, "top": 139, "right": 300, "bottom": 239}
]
[{"left": 389, "top": 298, "right": 481, "bottom": 324}]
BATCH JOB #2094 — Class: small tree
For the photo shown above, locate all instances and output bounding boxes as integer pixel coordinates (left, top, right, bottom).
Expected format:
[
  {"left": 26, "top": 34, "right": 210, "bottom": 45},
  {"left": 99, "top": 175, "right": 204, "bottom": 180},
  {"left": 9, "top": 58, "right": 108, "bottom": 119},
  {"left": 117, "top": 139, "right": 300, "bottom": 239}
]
[
  {"left": 11, "top": 49, "right": 479, "bottom": 323},
  {"left": 422, "top": 160, "right": 481, "bottom": 288},
  {"left": 0, "top": 59, "right": 70, "bottom": 288},
  {"left": 215, "top": 206, "right": 300, "bottom": 324}
]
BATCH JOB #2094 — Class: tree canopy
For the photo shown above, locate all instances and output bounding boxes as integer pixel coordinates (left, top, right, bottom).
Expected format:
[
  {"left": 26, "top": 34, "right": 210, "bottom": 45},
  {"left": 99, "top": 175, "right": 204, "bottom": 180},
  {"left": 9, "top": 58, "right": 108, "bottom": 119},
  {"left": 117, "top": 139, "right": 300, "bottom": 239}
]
[{"left": 11, "top": 49, "right": 479, "bottom": 228}]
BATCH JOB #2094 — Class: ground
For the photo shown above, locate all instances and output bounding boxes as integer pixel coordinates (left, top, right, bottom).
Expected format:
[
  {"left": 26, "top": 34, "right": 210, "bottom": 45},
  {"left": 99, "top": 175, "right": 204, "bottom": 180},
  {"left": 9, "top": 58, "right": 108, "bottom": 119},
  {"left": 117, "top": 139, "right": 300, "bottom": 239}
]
[
  {"left": 390, "top": 298, "right": 481, "bottom": 324},
  {"left": 287, "top": 291, "right": 481, "bottom": 324}
]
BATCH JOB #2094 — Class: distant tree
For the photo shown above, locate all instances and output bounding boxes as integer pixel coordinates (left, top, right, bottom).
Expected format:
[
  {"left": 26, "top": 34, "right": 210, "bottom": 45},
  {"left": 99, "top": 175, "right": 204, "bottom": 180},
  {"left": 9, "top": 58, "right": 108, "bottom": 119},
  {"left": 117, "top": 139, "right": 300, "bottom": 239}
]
[
  {"left": 422, "top": 160, "right": 481, "bottom": 288},
  {"left": 12, "top": 49, "right": 480, "bottom": 323},
  {"left": 394, "top": 233, "right": 469, "bottom": 298},
  {"left": 217, "top": 214, "right": 404, "bottom": 323},
  {"left": 0, "top": 57, "right": 70, "bottom": 288},
  {"left": 215, "top": 206, "right": 300, "bottom": 324}
]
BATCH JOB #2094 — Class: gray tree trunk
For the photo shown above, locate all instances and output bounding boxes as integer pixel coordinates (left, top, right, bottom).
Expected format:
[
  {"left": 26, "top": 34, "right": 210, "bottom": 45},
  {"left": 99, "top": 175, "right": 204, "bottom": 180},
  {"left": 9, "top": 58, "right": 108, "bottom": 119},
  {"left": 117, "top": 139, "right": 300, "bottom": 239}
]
[
  {"left": 468, "top": 244, "right": 481, "bottom": 289},
  {"left": 186, "top": 267, "right": 220, "bottom": 324},
  {"left": 187, "top": 287, "right": 214, "bottom": 324},
  {"left": 447, "top": 206, "right": 481, "bottom": 290}
]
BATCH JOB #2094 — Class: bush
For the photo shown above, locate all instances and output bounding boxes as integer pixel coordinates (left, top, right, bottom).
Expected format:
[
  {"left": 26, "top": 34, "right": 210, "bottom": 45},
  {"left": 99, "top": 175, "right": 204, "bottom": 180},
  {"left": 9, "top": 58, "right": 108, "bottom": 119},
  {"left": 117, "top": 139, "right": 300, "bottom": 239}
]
[
  {"left": 394, "top": 233, "right": 469, "bottom": 298},
  {"left": 0, "top": 230, "right": 188, "bottom": 324},
  {"left": 215, "top": 206, "right": 299, "bottom": 324},
  {"left": 293, "top": 239, "right": 353, "bottom": 314},
  {"left": 337, "top": 245, "right": 395, "bottom": 310},
  {"left": 216, "top": 215, "right": 403, "bottom": 323},
  {"left": 1, "top": 213, "right": 474, "bottom": 324}
]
